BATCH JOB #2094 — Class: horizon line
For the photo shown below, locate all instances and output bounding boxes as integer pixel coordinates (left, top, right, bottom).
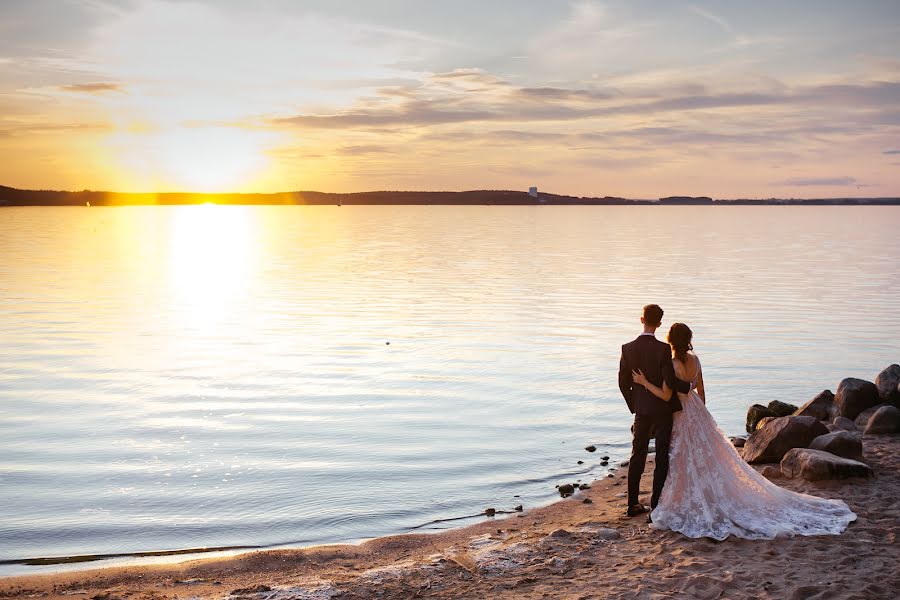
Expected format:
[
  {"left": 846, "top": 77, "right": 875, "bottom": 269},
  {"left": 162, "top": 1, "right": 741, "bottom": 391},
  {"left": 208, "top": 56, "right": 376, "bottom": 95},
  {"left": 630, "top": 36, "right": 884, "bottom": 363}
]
[{"left": 2, "top": 184, "right": 899, "bottom": 203}]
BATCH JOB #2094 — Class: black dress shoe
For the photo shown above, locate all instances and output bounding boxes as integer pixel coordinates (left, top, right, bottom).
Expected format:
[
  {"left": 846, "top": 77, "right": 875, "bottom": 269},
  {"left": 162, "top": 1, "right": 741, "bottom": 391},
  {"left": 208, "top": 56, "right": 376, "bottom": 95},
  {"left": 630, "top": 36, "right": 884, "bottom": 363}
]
[{"left": 627, "top": 503, "right": 648, "bottom": 517}]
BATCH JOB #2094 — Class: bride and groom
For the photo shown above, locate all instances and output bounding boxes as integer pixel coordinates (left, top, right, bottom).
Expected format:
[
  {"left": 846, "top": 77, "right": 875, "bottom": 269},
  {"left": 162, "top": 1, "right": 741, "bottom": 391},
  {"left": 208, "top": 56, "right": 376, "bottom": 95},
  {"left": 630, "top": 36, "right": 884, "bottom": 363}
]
[{"left": 618, "top": 304, "right": 856, "bottom": 540}]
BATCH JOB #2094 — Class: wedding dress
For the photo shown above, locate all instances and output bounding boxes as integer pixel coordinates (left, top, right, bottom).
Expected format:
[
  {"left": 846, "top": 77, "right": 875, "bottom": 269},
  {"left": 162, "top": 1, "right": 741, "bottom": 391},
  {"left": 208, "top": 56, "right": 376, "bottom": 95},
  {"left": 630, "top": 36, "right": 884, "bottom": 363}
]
[{"left": 649, "top": 360, "right": 857, "bottom": 540}]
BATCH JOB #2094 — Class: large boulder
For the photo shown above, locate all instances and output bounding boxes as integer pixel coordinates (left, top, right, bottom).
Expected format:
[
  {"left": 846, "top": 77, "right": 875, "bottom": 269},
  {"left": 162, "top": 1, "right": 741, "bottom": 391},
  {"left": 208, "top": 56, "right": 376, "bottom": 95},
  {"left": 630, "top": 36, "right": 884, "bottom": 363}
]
[
  {"left": 874, "top": 364, "right": 900, "bottom": 406},
  {"left": 832, "top": 416, "right": 857, "bottom": 432},
  {"left": 768, "top": 400, "right": 798, "bottom": 417},
  {"left": 865, "top": 405, "right": 900, "bottom": 434},
  {"left": 756, "top": 416, "right": 776, "bottom": 430},
  {"left": 742, "top": 416, "right": 829, "bottom": 464},
  {"left": 854, "top": 403, "right": 888, "bottom": 428},
  {"left": 808, "top": 431, "right": 863, "bottom": 461},
  {"left": 746, "top": 404, "right": 776, "bottom": 432},
  {"left": 781, "top": 448, "right": 873, "bottom": 481},
  {"left": 793, "top": 390, "right": 835, "bottom": 421},
  {"left": 834, "top": 378, "right": 880, "bottom": 419}
]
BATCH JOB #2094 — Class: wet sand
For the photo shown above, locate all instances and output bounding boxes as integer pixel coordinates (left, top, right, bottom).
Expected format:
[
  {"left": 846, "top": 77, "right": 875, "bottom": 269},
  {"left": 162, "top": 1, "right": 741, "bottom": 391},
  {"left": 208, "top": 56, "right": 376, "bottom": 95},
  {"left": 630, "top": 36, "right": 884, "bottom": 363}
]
[{"left": 1, "top": 435, "right": 897, "bottom": 600}]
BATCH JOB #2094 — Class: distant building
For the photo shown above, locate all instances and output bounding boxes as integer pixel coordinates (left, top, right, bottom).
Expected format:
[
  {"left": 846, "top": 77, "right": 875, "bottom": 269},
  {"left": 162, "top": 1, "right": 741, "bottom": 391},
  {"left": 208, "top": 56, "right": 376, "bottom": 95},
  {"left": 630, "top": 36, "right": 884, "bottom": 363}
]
[{"left": 528, "top": 186, "right": 538, "bottom": 198}]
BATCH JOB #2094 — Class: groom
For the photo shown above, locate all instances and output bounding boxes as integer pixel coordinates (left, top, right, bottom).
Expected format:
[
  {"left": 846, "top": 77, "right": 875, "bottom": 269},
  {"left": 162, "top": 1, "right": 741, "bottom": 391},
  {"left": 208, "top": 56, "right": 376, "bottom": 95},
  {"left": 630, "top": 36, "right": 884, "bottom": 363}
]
[{"left": 618, "top": 304, "right": 688, "bottom": 517}]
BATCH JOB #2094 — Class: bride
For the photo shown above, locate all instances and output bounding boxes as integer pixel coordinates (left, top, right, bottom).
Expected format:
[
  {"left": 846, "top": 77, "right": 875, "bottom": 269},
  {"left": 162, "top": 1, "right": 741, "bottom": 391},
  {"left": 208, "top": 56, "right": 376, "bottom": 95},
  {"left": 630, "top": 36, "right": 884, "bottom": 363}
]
[{"left": 631, "top": 323, "right": 857, "bottom": 540}]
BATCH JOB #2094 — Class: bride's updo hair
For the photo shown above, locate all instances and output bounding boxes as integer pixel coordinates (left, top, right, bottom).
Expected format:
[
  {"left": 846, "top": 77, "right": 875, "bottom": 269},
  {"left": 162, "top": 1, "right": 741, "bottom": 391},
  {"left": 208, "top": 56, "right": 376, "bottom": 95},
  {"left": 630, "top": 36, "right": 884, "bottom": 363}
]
[{"left": 668, "top": 323, "right": 693, "bottom": 363}]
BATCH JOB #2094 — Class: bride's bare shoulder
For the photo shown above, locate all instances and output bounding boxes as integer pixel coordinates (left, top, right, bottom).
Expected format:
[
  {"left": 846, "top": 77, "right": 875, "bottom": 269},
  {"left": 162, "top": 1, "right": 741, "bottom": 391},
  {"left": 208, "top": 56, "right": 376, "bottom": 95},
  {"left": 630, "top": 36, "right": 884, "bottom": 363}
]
[{"left": 674, "top": 353, "right": 700, "bottom": 379}]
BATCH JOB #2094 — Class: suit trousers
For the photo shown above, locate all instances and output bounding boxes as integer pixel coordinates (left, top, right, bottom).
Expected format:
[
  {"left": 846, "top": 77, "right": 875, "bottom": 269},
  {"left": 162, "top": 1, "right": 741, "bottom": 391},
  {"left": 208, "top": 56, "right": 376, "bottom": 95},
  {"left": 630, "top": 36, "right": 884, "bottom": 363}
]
[{"left": 628, "top": 411, "right": 673, "bottom": 509}]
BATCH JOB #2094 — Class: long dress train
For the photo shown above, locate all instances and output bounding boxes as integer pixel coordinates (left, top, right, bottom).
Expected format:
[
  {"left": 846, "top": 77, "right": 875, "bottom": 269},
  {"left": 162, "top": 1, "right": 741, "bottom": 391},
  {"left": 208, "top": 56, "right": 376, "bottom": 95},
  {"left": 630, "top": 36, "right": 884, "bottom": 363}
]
[{"left": 650, "top": 372, "right": 857, "bottom": 540}]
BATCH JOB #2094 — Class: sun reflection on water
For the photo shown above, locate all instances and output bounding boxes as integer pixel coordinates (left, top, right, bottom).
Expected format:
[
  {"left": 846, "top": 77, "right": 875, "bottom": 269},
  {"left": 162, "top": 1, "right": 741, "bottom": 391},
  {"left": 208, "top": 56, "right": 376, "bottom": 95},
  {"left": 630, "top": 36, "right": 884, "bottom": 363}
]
[{"left": 168, "top": 204, "right": 257, "bottom": 330}]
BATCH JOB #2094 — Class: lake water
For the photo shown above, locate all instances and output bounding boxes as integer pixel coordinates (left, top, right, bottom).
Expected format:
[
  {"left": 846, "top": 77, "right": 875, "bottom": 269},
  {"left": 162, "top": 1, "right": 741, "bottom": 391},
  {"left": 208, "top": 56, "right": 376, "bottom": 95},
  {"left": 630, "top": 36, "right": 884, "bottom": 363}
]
[{"left": 1, "top": 205, "right": 898, "bottom": 575}]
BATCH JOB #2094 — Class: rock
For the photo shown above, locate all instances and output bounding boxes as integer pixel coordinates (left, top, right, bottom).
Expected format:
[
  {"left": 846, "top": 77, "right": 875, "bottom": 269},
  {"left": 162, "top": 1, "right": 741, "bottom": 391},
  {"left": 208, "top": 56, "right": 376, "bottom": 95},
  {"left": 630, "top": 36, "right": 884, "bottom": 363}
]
[
  {"left": 582, "top": 498, "right": 593, "bottom": 504},
  {"left": 174, "top": 579, "right": 207, "bottom": 586},
  {"left": 834, "top": 378, "right": 880, "bottom": 419},
  {"left": 808, "top": 431, "right": 863, "bottom": 461},
  {"left": 231, "top": 586, "right": 272, "bottom": 595},
  {"left": 742, "top": 416, "right": 829, "bottom": 464},
  {"left": 577, "top": 460, "right": 584, "bottom": 464},
  {"left": 596, "top": 528, "right": 619, "bottom": 540},
  {"left": 746, "top": 404, "right": 776, "bottom": 432},
  {"left": 514, "top": 505, "right": 523, "bottom": 512},
  {"left": 875, "top": 364, "right": 900, "bottom": 405},
  {"left": 760, "top": 465, "right": 782, "bottom": 479},
  {"left": 854, "top": 403, "right": 887, "bottom": 428},
  {"left": 600, "top": 455, "right": 610, "bottom": 460},
  {"left": 781, "top": 448, "right": 873, "bottom": 481},
  {"left": 865, "top": 405, "right": 900, "bottom": 434},
  {"left": 558, "top": 484, "right": 575, "bottom": 497},
  {"left": 600, "top": 460, "right": 609, "bottom": 466},
  {"left": 793, "top": 390, "right": 835, "bottom": 421},
  {"left": 832, "top": 416, "right": 857, "bottom": 432},
  {"left": 729, "top": 436, "right": 747, "bottom": 447},
  {"left": 756, "top": 416, "right": 776, "bottom": 430},
  {"left": 585, "top": 445, "right": 596, "bottom": 452},
  {"left": 484, "top": 508, "right": 496, "bottom": 517},
  {"left": 768, "top": 400, "right": 798, "bottom": 417},
  {"left": 578, "top": 483, "right": 591, "bottom": 490},
  {"left": 548, "top": 528, "right": 571, "bottom": 538}
]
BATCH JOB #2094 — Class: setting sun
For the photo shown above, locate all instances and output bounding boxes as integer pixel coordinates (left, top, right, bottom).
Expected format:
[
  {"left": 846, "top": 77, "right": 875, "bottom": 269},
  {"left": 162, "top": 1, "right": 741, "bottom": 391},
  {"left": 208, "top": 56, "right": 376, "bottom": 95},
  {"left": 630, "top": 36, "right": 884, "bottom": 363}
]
[{"left": 106, "top": 128, "right": 272, "bottom": 193}]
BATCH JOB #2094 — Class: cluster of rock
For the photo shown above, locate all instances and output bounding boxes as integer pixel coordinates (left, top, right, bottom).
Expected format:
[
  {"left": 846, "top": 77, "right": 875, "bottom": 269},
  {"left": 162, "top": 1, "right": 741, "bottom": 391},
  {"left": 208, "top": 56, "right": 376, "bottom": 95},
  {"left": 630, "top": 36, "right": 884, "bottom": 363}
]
[{"left": 736, "top": 364, "right": 900, "bottom": 481}]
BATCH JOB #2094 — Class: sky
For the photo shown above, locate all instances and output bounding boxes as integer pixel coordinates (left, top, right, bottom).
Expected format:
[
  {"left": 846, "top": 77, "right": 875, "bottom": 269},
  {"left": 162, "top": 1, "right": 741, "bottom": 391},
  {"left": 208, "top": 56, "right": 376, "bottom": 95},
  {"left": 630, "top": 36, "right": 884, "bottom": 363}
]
[{"left": 1, "top": 0, "right": 899, "bottom": 197}]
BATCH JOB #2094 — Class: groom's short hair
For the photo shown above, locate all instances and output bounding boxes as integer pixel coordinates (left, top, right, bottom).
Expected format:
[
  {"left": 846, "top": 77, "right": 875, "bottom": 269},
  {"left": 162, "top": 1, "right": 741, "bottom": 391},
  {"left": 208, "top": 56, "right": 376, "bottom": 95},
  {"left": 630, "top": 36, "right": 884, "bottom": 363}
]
[{"left": 643, "top": 304, "right": 663, "bottom": 327}]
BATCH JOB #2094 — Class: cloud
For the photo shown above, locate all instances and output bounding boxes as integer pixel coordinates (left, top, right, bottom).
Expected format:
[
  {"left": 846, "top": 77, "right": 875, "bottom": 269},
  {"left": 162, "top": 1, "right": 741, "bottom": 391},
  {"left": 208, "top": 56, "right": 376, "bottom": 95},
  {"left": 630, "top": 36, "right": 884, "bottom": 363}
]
[
  {"left": 884, "top": 149, "right": 900, "bottom": 154},
  {"left": 59, "top": 82, "right": 123, "bottom": 93},
  {"left": 688, "top": 5, "right": 735, "bottom": 36},
  {"left": 774, "top": 176, "right": 862, "bottom": 187},
  {"left": 271, "top": 75, "right": 900, "bottom": 132},
  {"left": 336, "top": 144, "right": 394, "bottom": 156},
  {"left": 274, "top": 102, "right": 497, "bottom": 129},
  {"left": 430, "top": 68, "right": 508, "bottom": 86},
  {"left": 0, "top": 122, "right": 113, "bottom": 137},
  {"left": 516, "top": 87, "right": 615, "bottom": 101}
]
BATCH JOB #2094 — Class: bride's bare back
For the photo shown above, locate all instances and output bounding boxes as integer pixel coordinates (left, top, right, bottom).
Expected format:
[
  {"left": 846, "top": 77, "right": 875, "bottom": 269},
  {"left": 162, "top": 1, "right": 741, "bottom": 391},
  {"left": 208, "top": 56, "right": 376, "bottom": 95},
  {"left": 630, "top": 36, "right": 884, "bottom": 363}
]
[{"left": 673, "top": 353, "right": 705, "bottom": 403}]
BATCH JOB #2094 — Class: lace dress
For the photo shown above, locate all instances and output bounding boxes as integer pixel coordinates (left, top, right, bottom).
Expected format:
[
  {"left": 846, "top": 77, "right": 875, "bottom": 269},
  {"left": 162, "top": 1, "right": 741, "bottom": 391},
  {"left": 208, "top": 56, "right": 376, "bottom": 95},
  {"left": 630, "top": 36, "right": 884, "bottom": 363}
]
[{"left": 649, "top": 361, "right": 857, "bottom": 540}]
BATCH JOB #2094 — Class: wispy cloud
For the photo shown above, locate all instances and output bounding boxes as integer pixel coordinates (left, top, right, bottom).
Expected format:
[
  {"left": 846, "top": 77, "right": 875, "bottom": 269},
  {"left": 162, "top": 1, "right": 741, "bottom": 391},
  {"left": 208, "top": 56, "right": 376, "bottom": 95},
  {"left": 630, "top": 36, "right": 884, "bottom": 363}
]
[
  {"left": 336, "top": 144, "right": 394, "bottom": 156},
  {"left": 774, "top": 176, "right": 864, "bottom": 187},
  {"left": 884, "top": 149, "right": 900, "bottom": 155},
  {"left": 688, "top": 5, "right": 735, "bottom": 36},
  {"left": 271, "top": 75, "right": 900, "bottom": 131},
  {"left": 58, "top": 82, "right": 123, "bottom": 93}
]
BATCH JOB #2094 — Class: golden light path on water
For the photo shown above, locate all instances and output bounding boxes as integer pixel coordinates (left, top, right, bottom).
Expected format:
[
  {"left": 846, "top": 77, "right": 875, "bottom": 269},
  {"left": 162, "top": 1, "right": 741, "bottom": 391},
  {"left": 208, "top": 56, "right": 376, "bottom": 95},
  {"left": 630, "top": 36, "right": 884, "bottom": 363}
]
[{"left": 168, "top": 204, "right": 257, "bottom": 332}]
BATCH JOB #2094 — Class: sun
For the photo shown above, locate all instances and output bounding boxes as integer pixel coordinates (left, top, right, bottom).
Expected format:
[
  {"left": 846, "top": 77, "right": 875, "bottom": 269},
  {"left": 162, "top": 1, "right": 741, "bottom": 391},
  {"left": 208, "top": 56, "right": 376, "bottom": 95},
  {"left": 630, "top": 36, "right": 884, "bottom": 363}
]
[{"left": 109, "top": 127, "right": 271, "bottom": 192}]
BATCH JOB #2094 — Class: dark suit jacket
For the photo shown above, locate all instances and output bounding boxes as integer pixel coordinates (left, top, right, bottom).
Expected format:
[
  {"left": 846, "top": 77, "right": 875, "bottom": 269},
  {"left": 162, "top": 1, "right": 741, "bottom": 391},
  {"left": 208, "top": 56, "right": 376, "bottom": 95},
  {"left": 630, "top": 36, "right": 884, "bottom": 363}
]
[{"left": 619, "top": 334, "right": 686, "bottom": 416}]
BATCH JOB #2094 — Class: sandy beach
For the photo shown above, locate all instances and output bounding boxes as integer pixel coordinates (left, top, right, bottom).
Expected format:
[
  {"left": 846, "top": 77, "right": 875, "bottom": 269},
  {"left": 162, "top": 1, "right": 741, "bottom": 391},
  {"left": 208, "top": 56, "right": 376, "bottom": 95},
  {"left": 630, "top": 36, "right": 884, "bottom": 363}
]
[{"left": 2, "top": 433, "right": 896, "bottom": 600}]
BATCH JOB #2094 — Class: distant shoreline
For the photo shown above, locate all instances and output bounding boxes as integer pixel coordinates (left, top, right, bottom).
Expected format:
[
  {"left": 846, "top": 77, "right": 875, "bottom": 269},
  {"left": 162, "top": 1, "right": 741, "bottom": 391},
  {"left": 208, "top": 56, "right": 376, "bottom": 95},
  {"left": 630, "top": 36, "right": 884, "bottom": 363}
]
[{"left": 1, "top": 185, "right": 898, "bottom": 206}]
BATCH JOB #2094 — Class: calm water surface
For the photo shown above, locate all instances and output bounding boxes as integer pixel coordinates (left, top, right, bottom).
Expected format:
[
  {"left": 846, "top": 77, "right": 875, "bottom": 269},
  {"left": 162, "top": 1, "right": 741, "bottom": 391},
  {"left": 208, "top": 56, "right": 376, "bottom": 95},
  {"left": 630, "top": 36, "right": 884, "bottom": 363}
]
[{"left": 1, "top": 205, "right": 898, "bottom": 574}]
